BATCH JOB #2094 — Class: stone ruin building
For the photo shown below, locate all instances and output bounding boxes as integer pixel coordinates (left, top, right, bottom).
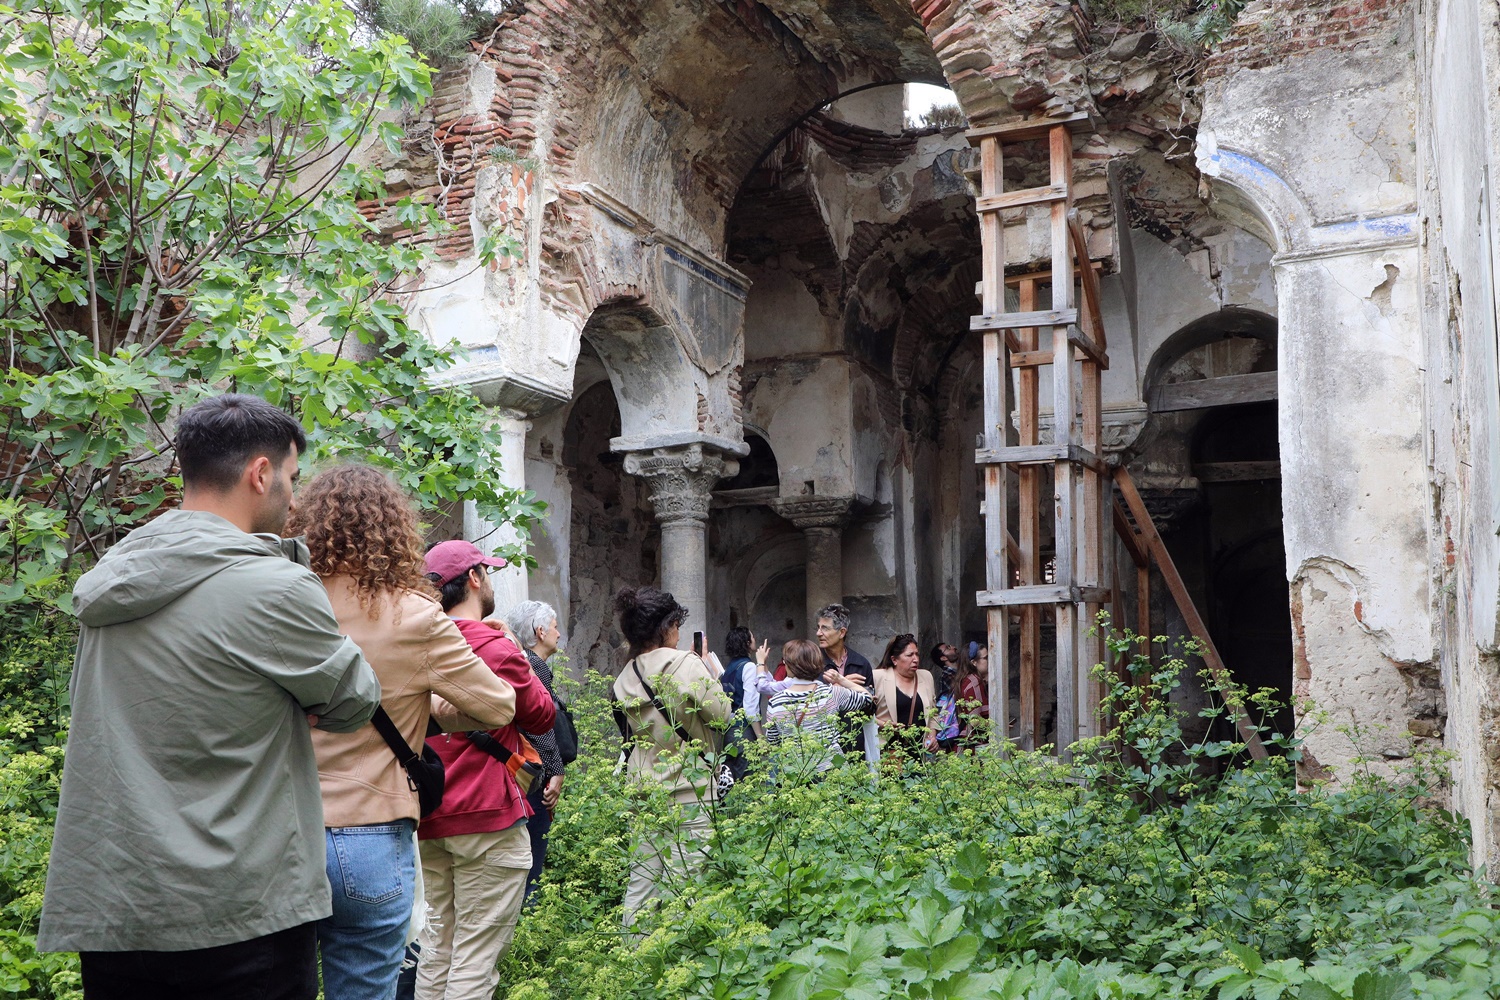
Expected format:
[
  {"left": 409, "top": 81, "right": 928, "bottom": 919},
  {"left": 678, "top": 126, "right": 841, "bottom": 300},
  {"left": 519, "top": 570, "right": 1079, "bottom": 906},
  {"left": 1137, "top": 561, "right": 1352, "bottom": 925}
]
[{"left": 358, "top": 0, "right": 1500, "bottom": 869}]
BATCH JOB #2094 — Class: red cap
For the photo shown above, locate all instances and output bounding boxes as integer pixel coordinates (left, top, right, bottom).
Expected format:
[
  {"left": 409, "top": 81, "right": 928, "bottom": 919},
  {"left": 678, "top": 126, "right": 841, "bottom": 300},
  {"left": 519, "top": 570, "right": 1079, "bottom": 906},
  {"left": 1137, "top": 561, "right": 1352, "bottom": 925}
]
[{"left": 424, "top": 539, "right": 507, "bottom": 586}]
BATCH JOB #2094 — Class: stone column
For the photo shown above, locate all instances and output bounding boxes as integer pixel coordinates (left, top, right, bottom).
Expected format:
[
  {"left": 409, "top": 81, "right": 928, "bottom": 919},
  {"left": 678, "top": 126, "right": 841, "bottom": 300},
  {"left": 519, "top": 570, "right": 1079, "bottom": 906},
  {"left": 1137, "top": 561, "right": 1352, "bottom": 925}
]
[
  {"left": 464, "top": 407, "right": 530, "bottom": 616},
  {"left": 773, "top": 497, "right": 854, "bottom": 632},
  {"left": 622, "top": 444, "right": 738, "bottom": 640}
]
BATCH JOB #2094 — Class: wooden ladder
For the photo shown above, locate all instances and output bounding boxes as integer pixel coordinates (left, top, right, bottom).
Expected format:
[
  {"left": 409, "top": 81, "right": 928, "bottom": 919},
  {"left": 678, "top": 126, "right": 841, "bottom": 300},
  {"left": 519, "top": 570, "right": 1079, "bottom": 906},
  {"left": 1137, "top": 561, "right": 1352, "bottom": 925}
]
[{"left": 967, "top": 113, "right": 1268, "bottom": 759}]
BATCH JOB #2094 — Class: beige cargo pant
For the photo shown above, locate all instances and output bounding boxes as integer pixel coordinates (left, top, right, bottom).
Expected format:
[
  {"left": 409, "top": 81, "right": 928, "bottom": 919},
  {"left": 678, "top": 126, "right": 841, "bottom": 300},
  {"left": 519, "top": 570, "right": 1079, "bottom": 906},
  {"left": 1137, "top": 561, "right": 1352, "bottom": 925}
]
[
  {"left": 415, "top": 823, "right": 531, "bottom": 1000},
  {"left": 622, "top": 809, "right": 713, "bottom": 929}
]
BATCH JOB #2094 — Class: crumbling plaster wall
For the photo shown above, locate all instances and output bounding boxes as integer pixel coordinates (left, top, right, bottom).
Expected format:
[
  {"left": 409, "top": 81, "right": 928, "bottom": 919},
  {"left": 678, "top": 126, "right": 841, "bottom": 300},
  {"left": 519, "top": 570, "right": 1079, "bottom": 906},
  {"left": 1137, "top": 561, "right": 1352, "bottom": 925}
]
[
  {"left": 1196, "top": 0, "right": 1435, "bottom": 781},
  {"left": 1415, "top": 0, "right": 1500, "bottom": 870}
]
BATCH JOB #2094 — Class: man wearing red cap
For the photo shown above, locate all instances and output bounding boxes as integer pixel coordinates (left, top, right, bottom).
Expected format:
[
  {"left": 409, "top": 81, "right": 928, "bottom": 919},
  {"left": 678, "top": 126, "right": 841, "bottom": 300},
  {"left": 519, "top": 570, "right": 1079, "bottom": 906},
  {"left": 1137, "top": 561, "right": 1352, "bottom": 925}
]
[{"left": 412, "top": 541, "right": 555, "bottom": 1000}]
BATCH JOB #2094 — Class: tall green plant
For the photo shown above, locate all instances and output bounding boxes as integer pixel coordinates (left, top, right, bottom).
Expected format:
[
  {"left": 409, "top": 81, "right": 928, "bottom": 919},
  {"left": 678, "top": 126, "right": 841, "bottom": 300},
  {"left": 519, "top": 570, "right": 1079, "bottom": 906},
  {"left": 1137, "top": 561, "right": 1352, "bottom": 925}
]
[{"left": 0, "top": 0, "right": 542, "bottom": 604}]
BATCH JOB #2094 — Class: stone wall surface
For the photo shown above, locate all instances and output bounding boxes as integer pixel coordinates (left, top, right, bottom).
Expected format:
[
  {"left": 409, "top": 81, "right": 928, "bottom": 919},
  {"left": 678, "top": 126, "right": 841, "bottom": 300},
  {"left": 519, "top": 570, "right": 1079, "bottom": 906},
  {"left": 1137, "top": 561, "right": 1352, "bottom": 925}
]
[{"left": 1415, "top": 0, "right": 1500, "bottom": 871}]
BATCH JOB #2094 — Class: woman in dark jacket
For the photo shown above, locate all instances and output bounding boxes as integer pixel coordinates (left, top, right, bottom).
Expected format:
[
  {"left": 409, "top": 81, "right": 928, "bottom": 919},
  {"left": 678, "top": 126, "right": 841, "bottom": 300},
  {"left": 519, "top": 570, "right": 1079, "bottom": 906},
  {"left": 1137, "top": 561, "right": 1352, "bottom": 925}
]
[{"left": 504, "top": 599, "right": 569, "bottom": 903}]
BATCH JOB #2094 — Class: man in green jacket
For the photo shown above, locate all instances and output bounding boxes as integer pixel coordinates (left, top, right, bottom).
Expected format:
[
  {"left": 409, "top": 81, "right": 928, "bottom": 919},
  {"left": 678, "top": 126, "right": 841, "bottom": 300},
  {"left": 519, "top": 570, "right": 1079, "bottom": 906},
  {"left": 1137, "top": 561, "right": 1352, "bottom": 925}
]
[{"left": 38, "top": 394, "right": 382, "bottom": 1000}]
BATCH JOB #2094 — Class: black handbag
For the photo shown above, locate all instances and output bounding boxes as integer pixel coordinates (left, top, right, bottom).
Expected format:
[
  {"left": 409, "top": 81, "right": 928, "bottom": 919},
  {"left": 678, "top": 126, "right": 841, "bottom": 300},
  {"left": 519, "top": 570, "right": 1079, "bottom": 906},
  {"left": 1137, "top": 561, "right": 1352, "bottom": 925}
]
[
  {"left": 370, "top": 707, "right": 445, "bottom": 818},
  {"left": 554, "top": 697, "right": 579, "bottom": 765}
]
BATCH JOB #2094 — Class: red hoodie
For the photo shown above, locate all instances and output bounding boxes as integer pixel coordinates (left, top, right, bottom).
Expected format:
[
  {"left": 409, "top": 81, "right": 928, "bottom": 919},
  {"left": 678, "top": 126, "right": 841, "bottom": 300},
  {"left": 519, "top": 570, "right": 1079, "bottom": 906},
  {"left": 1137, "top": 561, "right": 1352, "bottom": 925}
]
[{"left": 419, "top": 619, "right": 557, "bottom": 841}]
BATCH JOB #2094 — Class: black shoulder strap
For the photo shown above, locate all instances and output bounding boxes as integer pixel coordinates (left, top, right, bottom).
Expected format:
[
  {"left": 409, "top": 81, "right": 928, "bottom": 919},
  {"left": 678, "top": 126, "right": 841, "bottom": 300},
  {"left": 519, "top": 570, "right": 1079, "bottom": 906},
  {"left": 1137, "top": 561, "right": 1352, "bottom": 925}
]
[
  {"left": 611, "top": 682, "right": 635, "bottom": 761},
  {"left": 631, "top": 655, "right": 698, "bottom": 748},
  {"left": 370, "top": 706, "right": 417, "bottom": 766},
  {"left": 466, "top": 729, "right": 515, "bottom": 763}
]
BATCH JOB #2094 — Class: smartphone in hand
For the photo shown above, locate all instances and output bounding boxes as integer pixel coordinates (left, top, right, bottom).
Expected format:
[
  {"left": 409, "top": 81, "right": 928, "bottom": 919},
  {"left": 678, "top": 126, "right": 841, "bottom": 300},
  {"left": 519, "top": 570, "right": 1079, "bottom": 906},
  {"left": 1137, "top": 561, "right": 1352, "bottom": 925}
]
[{"left": 693, "top": 630, "right": 705, "bottom": 657}]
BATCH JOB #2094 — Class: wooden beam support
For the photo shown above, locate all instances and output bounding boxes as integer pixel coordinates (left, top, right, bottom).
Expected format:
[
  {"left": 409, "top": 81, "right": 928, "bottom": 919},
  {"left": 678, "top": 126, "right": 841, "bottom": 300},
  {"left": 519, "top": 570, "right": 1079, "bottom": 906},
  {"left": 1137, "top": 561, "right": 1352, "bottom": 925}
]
[
  {"left": 972, "top": 261, "right": 1106, "bottom": 296},
  {"left": 1192, "top": 461, "right": 1282, "bottom": 483},
  {"left": 1017, "top": 278, "right": 1043, "bottom": 751},
  {"left": 1111, "top": 500, "right": 1150, "bottom": 568},
  {"left": 975, "top": 443, "right": 1109, "bottom": 476},
  {"left": 1150, "top": 371, "right": 1278, "bottom": 412},
  {"left": 971, "top": 308, "right": 1078, "bottom": 332},
  {"left": 1113, "top": 467, "right": 1270, "bottom": 759},
  {"left": 966, "top": 111, "right": 1091, "bottom": 145},
  {"left": 978, "top": 134, "right": 1012, "bottom": 752},
  {"left": 976, "top": 184, "right": 1069, "bottom": 213},
  {"left": 976, "top": 585, "right": 1113, "bottom": 607},
  {"left": 1069, "top": 328, "right": 1108, "bottom": 370},
  {"left": 1010, "top": 345, "right": 1110, "bottom": 370},
  {"left": 1068, "top": 211, "right": 1107, "bottom": 352}
]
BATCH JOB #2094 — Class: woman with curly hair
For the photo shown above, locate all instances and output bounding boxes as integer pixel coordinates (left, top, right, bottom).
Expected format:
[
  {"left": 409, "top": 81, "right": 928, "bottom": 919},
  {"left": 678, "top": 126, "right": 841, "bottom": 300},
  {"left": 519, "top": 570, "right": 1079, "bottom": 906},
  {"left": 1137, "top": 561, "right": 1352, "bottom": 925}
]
[{"left": 285, "top": 465, "right": 519, "bottom": 1000}]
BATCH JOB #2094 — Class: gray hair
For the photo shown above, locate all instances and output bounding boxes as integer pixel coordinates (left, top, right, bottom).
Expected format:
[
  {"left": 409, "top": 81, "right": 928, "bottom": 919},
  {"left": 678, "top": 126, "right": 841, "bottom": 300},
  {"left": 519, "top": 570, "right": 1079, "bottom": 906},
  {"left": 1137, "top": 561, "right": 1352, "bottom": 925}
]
[
  {"left": 816, "top": 603, "right": 850, "bottom": 632},
  {"left": 505, "top": 600, "right": 557, "bottom": 650}
]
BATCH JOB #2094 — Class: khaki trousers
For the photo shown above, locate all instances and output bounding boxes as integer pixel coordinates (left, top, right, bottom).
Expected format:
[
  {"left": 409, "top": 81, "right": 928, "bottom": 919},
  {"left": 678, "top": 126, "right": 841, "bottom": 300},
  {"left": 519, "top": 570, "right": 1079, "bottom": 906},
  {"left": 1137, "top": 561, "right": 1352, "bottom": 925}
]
[
  {"left": 622, "top": 809, "right": 712, "bottom": 928},
  {"left": 414, "top": 824, "right": 531, "bottom": 1000}
]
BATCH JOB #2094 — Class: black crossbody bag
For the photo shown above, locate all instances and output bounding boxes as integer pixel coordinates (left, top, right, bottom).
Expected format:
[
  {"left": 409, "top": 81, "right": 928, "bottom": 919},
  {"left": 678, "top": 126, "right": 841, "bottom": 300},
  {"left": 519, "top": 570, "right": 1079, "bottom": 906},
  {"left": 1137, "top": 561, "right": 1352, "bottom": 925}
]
[{"left": 370, "top": 707, "right": 445, "bottom": 818}]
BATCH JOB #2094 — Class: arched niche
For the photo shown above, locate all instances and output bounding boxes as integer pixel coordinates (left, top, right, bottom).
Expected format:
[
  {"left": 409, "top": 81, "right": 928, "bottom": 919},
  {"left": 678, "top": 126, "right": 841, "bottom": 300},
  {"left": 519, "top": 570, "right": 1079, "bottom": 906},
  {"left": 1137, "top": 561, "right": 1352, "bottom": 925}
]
[
  {"left": 581, "top": 302, "right": 701, "bottom": 449},
  {"left": 718, "top": 430, "right": 780, "bottom": 493},
  {"left": 1132, "top": 307, "right": 1290, "bottom": 747}
]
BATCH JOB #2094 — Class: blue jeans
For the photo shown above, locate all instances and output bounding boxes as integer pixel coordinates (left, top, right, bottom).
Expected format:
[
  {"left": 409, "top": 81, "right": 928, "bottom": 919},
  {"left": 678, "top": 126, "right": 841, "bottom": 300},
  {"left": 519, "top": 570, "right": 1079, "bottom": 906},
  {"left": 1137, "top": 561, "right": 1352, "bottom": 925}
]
[{"left": 317, "top": 820, "right": 417, "bottom": 1000}]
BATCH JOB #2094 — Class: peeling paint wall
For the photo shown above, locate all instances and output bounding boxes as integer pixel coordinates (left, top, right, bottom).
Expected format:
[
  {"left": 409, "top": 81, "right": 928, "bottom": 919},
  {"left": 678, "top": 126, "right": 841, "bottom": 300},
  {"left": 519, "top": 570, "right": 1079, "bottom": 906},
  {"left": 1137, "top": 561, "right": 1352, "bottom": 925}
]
[{"left": 1416, "top": 0, "right": 1500, "bottom": 870}]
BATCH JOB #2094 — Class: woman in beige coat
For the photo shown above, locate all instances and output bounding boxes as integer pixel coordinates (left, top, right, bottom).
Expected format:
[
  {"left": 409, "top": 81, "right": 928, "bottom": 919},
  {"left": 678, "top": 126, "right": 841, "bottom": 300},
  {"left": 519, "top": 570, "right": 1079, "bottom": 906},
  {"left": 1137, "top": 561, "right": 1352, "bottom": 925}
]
[
  {"left": 871, "top": 633, "right": 938, "bottom": 758},
  {"left": 610, "top": 585, "right": 731, "bottom": 927},
  {"left": 286, "top": 465, "right": 519, "bottom": 1000}
]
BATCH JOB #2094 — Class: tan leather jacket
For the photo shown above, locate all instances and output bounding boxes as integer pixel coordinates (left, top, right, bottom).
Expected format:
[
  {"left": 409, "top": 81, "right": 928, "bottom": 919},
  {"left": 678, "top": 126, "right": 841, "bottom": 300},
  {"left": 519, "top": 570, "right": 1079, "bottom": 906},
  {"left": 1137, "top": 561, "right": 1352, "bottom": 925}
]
[
  {"left": 311, "top": 578, "right": 517, "bottom": 828},
  {"left": 872, "top": 667, "right": 937, "bottom": 730}
]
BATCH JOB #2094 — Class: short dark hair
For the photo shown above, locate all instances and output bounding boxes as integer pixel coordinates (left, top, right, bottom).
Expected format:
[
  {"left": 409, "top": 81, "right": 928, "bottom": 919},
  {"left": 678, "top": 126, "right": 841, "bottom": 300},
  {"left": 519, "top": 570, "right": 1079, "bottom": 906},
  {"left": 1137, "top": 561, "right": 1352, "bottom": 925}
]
[
  {"left": 816, "top": 603, "right": 850, "bottom": 632},
  {"left": 431, "top": 571, "right": 470, "bottom": 612},
  {"left": 614, "top": 586, "right": 688, "bottom": 657},
  {"left": 176, "top": 394, "right": 306, "bottom": 491},
  {"left": 724, "top": 626, "right": 753, "bottom": 661}
]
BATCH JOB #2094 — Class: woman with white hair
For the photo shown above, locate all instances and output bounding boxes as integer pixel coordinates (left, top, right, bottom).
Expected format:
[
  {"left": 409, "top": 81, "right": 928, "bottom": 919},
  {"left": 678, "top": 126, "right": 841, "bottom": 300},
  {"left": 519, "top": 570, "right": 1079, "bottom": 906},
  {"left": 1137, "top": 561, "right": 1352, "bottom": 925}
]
[{"left": 504, "top": 599, "right": 570, "bottom": 902}]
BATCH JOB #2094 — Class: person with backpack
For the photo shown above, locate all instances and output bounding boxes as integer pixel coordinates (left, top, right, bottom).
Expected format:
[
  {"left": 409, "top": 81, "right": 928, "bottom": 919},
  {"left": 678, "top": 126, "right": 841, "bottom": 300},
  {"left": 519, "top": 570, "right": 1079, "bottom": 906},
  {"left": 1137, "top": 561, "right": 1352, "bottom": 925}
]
[
  {"left": 611, "top": 586, "right": 731, "bottom": 927},
  {"left": 720, "top": 625, "right": 757, "bottom": 779},
  {"left": 286, "top": 468, "right": 519, "bottom": 1000},
  {"left": 414, "top": 542, "right": 556, "bottom": 1000},
  {"left": 503, "top": 599, "right": 580, "bottom": 903}
]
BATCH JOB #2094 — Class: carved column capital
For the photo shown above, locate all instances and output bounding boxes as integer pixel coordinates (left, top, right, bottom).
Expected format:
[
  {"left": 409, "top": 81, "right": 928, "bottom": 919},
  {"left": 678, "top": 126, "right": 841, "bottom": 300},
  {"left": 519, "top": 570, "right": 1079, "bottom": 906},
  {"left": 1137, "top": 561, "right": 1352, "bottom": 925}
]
[
  {"left": 622, "top": 444, "right": 739, "bottom": 525},
  {"left": 771, "top": 496, "right": 854, "bottom": 531}
]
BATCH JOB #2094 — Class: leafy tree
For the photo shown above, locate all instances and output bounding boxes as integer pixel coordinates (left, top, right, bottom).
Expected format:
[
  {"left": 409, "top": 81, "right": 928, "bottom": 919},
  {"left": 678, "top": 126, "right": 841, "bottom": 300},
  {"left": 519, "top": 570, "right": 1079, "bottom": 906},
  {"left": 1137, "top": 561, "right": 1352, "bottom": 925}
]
[
  {"left": 0, "top": 0, "right": 542, "bottom": 604},
  {"left": 355, "top": 0, "right": 517, "bottom": 66},
  {"left": 917, "top": 104, "right": 967, "bottom": 130}
]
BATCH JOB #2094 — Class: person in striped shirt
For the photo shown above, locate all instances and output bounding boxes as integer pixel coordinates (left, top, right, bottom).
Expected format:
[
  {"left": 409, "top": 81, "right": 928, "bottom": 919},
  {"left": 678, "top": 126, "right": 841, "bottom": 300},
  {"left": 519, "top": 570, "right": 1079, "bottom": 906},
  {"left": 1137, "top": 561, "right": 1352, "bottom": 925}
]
[{"left": 759, "top": 639, "right": 873, "bottom": 776}]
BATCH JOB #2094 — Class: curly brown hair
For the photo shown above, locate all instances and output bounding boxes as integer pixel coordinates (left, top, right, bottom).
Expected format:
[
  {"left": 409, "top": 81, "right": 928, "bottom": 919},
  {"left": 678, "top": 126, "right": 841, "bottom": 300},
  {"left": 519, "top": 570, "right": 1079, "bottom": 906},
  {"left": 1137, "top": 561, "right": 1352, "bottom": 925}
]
[{"left": 285, "top": 464, "right": 431, "bottom": 617}]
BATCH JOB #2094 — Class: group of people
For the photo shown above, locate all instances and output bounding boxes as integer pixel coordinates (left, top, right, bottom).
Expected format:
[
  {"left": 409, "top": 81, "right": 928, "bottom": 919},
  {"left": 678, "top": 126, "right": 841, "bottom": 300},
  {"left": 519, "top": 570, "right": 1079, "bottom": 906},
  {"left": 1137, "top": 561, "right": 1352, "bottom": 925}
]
[
  {"left": 39, "top": 395, "right": 573, "bottom": 1000},
  {"left": 39, "top": 391, "right": 996, "bottom": 999},
  {"left": 607, "top": 596, "right": 993, "bottom": 924},
  {"left": 724, "top": 606, "right": 993, "bottom": 766}
]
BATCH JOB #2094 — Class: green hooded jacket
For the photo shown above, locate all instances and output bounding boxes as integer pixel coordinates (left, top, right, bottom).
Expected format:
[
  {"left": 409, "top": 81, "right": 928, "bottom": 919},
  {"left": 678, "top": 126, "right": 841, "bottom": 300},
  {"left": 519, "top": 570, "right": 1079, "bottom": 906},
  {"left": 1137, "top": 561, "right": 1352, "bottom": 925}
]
[{"left": 38, "top": 509, "right": 381, "bottom": 952}]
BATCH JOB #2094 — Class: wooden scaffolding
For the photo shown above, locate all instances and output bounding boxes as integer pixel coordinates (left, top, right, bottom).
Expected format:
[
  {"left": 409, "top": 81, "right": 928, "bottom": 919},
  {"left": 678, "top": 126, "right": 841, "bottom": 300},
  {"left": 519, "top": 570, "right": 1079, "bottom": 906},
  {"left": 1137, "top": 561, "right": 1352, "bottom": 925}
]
[{"left": 968, "top": 114, "right": 1268, "bottom": 759}]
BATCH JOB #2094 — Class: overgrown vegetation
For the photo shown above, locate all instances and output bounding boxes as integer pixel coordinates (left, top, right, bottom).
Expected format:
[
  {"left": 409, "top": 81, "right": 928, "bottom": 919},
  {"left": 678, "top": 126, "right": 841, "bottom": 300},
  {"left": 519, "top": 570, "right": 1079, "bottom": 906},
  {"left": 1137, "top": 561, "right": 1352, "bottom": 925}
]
[
  {"left": 0, "top": 0, "right": 542, "bottom": 607},
  {"left": 1088, "top": 0, "right": 1253, "bottom": 47},
  {"left": 1, "top": 605, "right": 1490, "bottom": 998},
  {"left": 499, "top": 633, "right": 1494, "bottom": 999},
  {"left": 0, "top": 598, "right": 78, "bottom": 999}
]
